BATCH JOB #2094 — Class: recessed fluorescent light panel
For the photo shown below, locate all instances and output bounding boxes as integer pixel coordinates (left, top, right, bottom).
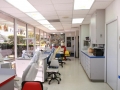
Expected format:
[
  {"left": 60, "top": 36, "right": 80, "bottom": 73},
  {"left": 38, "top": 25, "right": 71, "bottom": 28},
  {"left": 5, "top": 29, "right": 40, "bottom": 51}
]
[
  {"left": 72, "top": 18, "right": 84, "bottom": 24},
  {"left": 74, "top": 0, "right": 95, "bottom": 10},
  {"left": 6, "top": 0, "right": 37, "bottom": 12},
  {"left": 49, "top": 27, "right": 56, "bottom": 30},
  {"left": 26, "top": 12, "right": 45, "bottom": 20},
  {"left": 38, "top": 20, "right": 50, "bottom": 25},
  {"left": 6, "top": 0, "right": 56, "bottom": 30}
]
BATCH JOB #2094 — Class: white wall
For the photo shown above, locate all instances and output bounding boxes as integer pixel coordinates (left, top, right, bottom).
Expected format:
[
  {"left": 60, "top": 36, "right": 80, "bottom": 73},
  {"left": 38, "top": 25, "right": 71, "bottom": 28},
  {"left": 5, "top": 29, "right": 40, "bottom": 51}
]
[
  {"left": 80, "top": 24, "right": 89, "bottom": 50},
  {"left": 105, "top": 0, "right": 120, "bottom": 90},
  {"left": 65, "top": 32, "right": 75, "bottom": 53}
]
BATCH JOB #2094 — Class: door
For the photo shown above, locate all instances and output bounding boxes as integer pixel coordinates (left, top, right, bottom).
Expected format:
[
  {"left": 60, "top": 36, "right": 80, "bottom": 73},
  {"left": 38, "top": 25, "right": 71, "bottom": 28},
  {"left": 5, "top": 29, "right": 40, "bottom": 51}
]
[{"left": 106, "top": 20, "right": 118, "bottom": 90}]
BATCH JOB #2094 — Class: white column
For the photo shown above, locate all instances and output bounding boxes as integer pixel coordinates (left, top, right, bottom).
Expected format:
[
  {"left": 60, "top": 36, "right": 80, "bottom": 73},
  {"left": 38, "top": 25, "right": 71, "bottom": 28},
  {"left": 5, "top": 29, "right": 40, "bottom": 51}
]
[
  {"left": 14, "top": 19, "right": 17, "bottom": 59},
  {"left": 26, "top": 24, "right": 28, "bottom": 52}
]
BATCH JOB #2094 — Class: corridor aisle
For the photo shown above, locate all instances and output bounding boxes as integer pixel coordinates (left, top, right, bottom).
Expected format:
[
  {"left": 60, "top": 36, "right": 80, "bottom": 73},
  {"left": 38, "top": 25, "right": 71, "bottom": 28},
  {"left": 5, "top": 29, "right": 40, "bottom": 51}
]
[{"left": 43, "top": 58, "right": 112, "bottom": 90}]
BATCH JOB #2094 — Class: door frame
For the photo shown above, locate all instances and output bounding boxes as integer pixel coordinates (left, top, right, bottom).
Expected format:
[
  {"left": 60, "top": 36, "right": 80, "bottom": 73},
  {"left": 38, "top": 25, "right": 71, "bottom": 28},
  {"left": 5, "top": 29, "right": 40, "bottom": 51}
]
[{"left": 105, "top": 18, "right": 118, "bottom": 90}]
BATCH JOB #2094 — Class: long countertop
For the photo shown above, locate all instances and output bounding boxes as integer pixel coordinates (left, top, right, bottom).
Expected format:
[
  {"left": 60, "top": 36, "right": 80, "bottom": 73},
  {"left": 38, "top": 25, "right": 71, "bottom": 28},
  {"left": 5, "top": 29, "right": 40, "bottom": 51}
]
[
  {"left": 81, "top": 50, "right": 105, "bottom": 58},
  {"left": 0, "top": 75, "right": 15, "bottom": 87}
]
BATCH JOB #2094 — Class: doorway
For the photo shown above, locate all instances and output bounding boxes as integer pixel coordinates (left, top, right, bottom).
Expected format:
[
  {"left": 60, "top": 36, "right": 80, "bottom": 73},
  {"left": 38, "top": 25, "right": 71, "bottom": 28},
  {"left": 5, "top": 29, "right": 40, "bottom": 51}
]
[{"left": 106, "top": 20, "right": 118, "bottom": 90}]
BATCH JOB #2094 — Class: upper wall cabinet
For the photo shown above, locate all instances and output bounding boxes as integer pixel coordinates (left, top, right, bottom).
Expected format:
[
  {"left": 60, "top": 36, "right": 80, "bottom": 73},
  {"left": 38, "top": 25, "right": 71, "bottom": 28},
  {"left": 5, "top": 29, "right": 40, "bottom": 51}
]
[{"left": 90, "top": 9, "right": 105, "bottom": 44}]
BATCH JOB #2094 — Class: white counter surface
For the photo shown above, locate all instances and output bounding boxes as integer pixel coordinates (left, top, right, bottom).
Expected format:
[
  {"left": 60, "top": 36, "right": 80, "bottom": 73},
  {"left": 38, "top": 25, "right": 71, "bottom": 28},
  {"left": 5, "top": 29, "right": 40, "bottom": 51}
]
[{"left": 0, "top": 75, "right": 15, "bottom": 85}]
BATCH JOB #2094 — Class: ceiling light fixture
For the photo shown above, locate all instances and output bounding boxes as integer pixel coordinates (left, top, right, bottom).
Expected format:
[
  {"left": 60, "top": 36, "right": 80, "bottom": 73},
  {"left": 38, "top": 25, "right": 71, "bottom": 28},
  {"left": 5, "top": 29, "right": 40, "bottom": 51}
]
[
  {"left": 72, "top": 18, "right": 84, "bottom": 24},
  {"left": 74, "top": 0, "right": 95, "bottom": 10},
  {"left": 6, "top": 0, "right": 56, "bottom": 30},
  {"left": 6, "top": 0, "right": 37, "bottom": 12},
  {"left": 26, "top": 12, "right": 45, "bottom": 20},
  {"left": 38, "top": 20, "right": 50, "bottom": 25}
]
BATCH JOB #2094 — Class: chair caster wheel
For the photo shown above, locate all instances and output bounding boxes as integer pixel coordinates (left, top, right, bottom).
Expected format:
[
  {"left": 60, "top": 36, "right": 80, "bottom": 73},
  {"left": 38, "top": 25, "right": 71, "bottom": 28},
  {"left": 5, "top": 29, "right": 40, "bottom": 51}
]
[
  {"left": 60, "top": 78, "right": 61, "bottom": 81},
  {"left": 58, "top": 82, "right": 60, "bottom": 84}
]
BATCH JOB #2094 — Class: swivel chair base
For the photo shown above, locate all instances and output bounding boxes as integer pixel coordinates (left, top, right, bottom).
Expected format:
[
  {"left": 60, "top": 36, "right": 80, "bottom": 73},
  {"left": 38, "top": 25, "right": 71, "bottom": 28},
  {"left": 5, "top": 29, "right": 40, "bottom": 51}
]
[{"left": 48, "top": 72, "right": 61, "bottom": 85}]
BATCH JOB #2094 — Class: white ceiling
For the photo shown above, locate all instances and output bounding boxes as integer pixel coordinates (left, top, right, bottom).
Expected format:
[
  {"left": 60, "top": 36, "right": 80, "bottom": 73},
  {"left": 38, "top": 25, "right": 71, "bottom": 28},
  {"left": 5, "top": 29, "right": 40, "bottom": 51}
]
[{"left": 0, "top": 0, "right": 114, "bottom": 33}]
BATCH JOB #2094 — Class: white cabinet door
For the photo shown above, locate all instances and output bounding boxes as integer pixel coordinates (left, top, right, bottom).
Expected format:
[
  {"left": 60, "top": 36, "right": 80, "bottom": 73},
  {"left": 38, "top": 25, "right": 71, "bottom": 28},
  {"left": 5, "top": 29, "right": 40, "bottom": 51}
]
[
  {"left": 91, "top": 12, "right": 97, "bottom": 44},
  {"left": 90, "top": 10, "right": 105, "bottom": 44},
  {"left": 86, "top": 56, "right": 90, "bottom": 78}
]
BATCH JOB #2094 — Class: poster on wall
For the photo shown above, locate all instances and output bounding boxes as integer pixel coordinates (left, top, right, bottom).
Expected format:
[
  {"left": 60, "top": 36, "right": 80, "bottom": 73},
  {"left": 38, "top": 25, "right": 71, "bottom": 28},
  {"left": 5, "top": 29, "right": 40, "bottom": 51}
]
[
  {"left": 50, "top": 34, "right": 65, "bottom": 46},
  {"left": 66, "top": 37, "right": 71, "bottom": 47}
]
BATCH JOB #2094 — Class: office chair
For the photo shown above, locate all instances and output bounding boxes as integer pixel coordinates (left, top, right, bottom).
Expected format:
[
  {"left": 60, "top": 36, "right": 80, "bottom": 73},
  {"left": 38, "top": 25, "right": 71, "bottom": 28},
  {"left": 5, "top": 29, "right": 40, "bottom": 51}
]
[
  {"left": 47, "top": 52, "right": 60, "bottom": 75},
  {"left": 46, "top": 60, "right": 61, "bottom": 84},
  {"left": 65, "top": 50, "right": 71, "bottom": 61},
  {"left": 31, "top": 51, "right": 40, "bottom": 64},
  {"left": 14, "top": 63, "right": 47, "bottom": 90},
  {"left": 21, "top": 81, "right": 43, "bottom": 90},
  {"left": 55, "top": 53, "right": 65, "bottom": 67}
]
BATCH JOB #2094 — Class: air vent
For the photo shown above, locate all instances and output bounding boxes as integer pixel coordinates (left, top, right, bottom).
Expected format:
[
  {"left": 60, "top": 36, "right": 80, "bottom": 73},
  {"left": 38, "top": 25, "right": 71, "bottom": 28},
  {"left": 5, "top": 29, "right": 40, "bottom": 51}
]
[
  {"left": 48, "top": 19, "right": 60, "bottom": 22},
  {"left": 72, "top": 27, "right": 78, "bottom": 28}
]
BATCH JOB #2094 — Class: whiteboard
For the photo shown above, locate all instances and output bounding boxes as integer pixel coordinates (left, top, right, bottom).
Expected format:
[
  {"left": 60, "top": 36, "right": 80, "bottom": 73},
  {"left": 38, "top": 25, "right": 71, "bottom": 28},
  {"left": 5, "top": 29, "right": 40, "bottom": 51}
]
[{"left": 106, "top": 20, "right": 118, "bottom": 90}]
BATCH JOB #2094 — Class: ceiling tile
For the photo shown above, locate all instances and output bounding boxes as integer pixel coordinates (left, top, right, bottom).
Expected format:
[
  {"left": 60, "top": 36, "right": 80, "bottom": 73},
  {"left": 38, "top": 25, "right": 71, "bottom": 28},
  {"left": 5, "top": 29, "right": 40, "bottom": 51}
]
[
  {"left": 10, "top": 13, "right": 28, "bottom": 18},
  {"left": 44, "top": 16, "right": 59, "bottom": 20},
  {"left": 34, "top": 5, "right": 55, "bottom": 12},
  {"left": 91, "top": 1, "right": 112, "bottom": 9},
  {"left": 58, "top": 15, "right": 72, "bottom": 19},
  {"left": 0, "top": 0, "right": 13, "bottom": 8},
  {"left": 29, "top": 22, "right": 40, "bottom": 26},
  {"left": 84, "top": 18, "right": 91, "bottom": 21},
  {"left": 28, "top": 0, "right": 52, "bottom": 5},
  {"left": 51, "top": 0, "right": 73, "bottom": 4},
  {"left": 62, "top": 24, "right": 71, "bottom": 28},
  {"left": 72, "top": 24, "right": 80, "bottom": 27},
  {"left": 40, "top": 11, "right": 57, "bottom": 16},
  {"left": 82, "top": 21, "right": 90, "bottom": 24},
  {"left": 60, "top": 18, "right": 72, "bottom": 22},
  {"left": 86, "top": 15, "right": 92, "bottom": 18},
  {"left": 50, "top": 22, "right": 62, "bottom": 25},
  {"left": 54, "top": 4, "right": 73, "bottom": 11},
  {"left": 56, "top": 11, "right": 72, "bottom": 16},
  {"left": 62, "top": 23, "right": 71, "bottom": 26},
  {"left": 61, "top": 22, "right": 71, "bottom": 24},
  {"left": 0, "top": 8, "right": 22, "bottom": 13},
  {"left": 19, "top": 17, "right": 35, "bottom": 22},
  {"left": 73, "top": 14, "right": 86, "bottom": 18},
  {"left": 73, "top": 10, "right": 89, "bottom": 15},
  {"left": 96, "top": 0, "right": 114, "bottom": 1},
  {"left": 88, "top": 9, "right": 96, "bottom": 14}
]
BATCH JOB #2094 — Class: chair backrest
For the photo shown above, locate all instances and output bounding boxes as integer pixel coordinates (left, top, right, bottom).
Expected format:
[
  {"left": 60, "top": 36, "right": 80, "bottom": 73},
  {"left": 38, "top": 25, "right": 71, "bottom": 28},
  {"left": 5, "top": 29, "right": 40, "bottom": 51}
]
[
  {"left": 25, "top": 63, "right": 38, "bottom": 81},
  {"left": 22, "top": 64, "right": 32, "bottom": 82},
  {"left": 65, "top": 50, "right": 70, "bottom": 56},
  {"left": 31, "top": 51, "right": 40, "bottom": 63},
  {"left": 22, "top": 81, "right": 43, "bottom": 90},
  {"left": 1, "top": 63, "right": 12, "bottom": 68},
  {"left": 50, "top": 60, "right": 59, "bottom": 67}
]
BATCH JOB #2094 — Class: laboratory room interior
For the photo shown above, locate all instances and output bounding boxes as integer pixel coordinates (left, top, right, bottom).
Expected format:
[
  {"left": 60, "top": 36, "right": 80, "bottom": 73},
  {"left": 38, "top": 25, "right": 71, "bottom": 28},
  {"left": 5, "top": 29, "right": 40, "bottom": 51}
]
[{"left": 0, "top": 0, "right": 119, "bottom": 90}]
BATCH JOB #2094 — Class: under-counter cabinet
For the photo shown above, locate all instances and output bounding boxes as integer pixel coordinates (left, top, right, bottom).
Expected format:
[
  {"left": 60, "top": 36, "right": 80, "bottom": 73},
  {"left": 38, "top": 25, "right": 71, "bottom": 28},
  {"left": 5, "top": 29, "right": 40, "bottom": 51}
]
[
  {"left": 90, "top": 9, "right": 105, "bottom": 44},
  {"left": 80, "top": 51, "right": 105, "bottom": 81}
]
